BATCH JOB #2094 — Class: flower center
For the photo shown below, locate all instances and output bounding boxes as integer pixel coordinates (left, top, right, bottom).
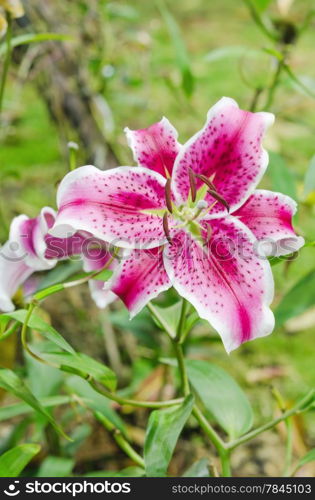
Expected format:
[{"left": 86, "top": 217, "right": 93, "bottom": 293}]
[{"left": 162, "top": 169, "right": 229, "bottom": 245}]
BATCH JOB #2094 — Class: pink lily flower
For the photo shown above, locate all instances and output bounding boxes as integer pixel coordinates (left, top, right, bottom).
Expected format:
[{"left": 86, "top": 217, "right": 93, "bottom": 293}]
[
  {"left": 0, "top": 207, "right": 116, "bottom": 312},
  {"left": 0, "top": 207, "right": 57, "bottom": 312},
  {"left": 51, "top": 97, "right": 304, "bottom": 352}
]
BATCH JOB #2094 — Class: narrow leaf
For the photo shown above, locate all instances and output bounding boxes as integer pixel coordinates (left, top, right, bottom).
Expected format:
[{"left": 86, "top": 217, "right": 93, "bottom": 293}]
[
  {"left": 42, "top": 352, "right": 117, "bottom": 391},
  {"left": 37, "top": 456, "right": 74, "bottom": 477},
  {"left": 0, "top": 395, "right": 74, "bottom": 422},
  {"left": 144, "top": 395, "right": 194, "bottom": 477},
  {"left": 0, "top": 369, "right": 68, "bottom": 439},
  {"left": 66, "top": 376, "right": 125, "bottom": 433},
  {"left": 1, "top": 310, "right": 75, "bottom": 354},
  {"left": 186, "top": 360, "right": 253, "bottom": 439},
  {"left": 0, "top": 444, "right": 40, "bottom": 477}
]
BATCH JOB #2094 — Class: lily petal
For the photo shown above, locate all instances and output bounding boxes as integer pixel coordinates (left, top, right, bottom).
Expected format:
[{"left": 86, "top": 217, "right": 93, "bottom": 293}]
[
  {"left": 0, "top": 241, "right": 34, "bottom": 312},
  {"left": 83, "top": 244, "right": 118, "bottom": 309},
  {"left": 51, "top": 165, "right": 169, "bottom": 249},
  {"left": 172, "top": 97, "right": 274, "bottom": 214},
  {"left": 111, "top": 247, "right": 171, "bottom": 318},
  {"left": 163, "top": 218, "right": 275, "bottom": 352},
  {"left": 233, "top": 190, "right": 305, "bottom": 256},
  {"left": 125, "top": 117, "right": 180, "bottom": 177},
  {"left": 10, "top": 207, "right": 57, "bottom": 270}
]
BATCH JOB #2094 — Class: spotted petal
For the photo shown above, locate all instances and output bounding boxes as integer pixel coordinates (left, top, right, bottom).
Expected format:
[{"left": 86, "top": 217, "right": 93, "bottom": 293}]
[
  {"left": 163, "top": 218, "right": 275, "bottom": 352},
  {"left": 51, "top": 165, "right": 169, "bottom": 249},
  {"left": 111, "top": 247, "right": 171, "bottom": 318},
  {"left": 172, "top": 97, "right": 274, "bottom": 215},
  {"left": 233, "top": 190, "right": 305, "bottom": 256},
  {"left": 125, "top": 117, "right": 180, "bottom": 177}
]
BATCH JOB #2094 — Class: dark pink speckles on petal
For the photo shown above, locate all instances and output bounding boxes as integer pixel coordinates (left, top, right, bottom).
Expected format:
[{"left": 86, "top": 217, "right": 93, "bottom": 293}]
[
  {"left": 111, "top": 247, "right": 171, "bottom": 317},
  {"left": 233, "top": 189, "right": 304, "bottom": 256},
  {"left": 125, "top": 117, "right": 181, "bottom": 178},
  {"left": 172, "top": 97, "right": 274, "bottom": 214},
  {"left": 163, "top": 217, "right": 275, "bottom": 352},
  {"left": 52, "top": 165, "right": 169, "bottom": 249}
]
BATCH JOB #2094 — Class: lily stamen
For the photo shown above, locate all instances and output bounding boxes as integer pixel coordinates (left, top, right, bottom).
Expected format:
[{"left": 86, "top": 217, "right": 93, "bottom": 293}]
[
  {"left": 195, "top": 173, "right": 217, "bottom": 192},
  {"left": 188, "top": 168, "right": 197, "bottom": 202},
  {"left": 164, "top": 178, "right": 173, "bottom": 214},
  {"left": 207, "top": 189, "right": 230, "bottom": 212}
]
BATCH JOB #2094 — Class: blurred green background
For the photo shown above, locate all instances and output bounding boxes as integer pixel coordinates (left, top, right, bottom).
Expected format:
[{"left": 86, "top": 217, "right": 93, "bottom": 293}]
[{"left": 0, "top": 0, "right": 315, "bottom": 477}]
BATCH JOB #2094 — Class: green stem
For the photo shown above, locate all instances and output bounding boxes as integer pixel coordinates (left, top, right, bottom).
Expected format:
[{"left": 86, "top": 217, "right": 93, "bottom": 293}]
[
  {"left": 89, "top": 379, "right": 184, "bottom": 409},
  {"left": 192, "top": 405, "right": 226, "bottom": 453},
  {"left": 175, "top": 298, "right": 189, "bottom": 343},
  {"left": 172, "top": 341, "right": 190, "bottom": 396},
  {"left": 20, "top": 302, "right": 57, "bottom": 366},
  {"left": 227, "top": 390, "right": 314, "bottom": 450},
  {"left": 169, "top": 305, "right": 231, "bottom": 476},
  {"left": 249, "top": 87, "right": 263, "bottom": 112},
  {"left": 219, "top": 449, "right": 232, "bottom": 477},
  {"left": 0, "top": 13, "right": 12, "bottom": 117},
  {"left": 95, "top": 412, "right": 145, "bottom": 468},
  {"left": 264, "top": 55, "right": 285, "bottom": 110},
  {"left": 20, "top": 303, "right": 183, "bottom": 410}
]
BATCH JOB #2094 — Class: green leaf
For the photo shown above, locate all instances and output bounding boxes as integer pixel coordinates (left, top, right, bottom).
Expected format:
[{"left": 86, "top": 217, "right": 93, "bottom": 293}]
[
  {"left": 0, "top": 310, "right": 74, "bottom": 354},
  {"left": 182, "top": 458, "right": 209, "bottom": 477},
  {"left": 37, "top": 456, "right": 74, "bottom": 477},
  {"left": 91, "top": 269, "right": 113, "bottom": 281},
  {"left": 186, "top": 360, "right": 253, "bottom": 439},
  {"left": 304, "top": 155, "right": 315, "bottom": 197},
  {"left": 0, "top": 444, "right": 40, "bottom": 477},
  {"left": 268, "top": 152, "right": 297, "bottom": 199},
  {"left": 144, "top": 394, "right": 194, "bottom": 477},
  {"left": 0, "top": 369, "right": 68, "bottom": 439},
  {"left": 0, "top": 395, "right": 74, "bottom": 422},
  {"left": 294, "top": 449, "right": 315, "bottom": 473},
  {"left": 0, "top": 33, "right": 71, "bottom": 57},
  {"left": 275, "top": 270, "right": 315, "bottom": 326},
  {"left": 42, "top": 352, "right": 117, "bottom": 391},
  {"left": 66, "top": 376, "right": 125, "bottom": 433},
  {"left": 156, "top": 0, "right": 194, "bottom": 97},
  {"left": 152, "top": 301, "right": 183, "bottom": 338}
]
